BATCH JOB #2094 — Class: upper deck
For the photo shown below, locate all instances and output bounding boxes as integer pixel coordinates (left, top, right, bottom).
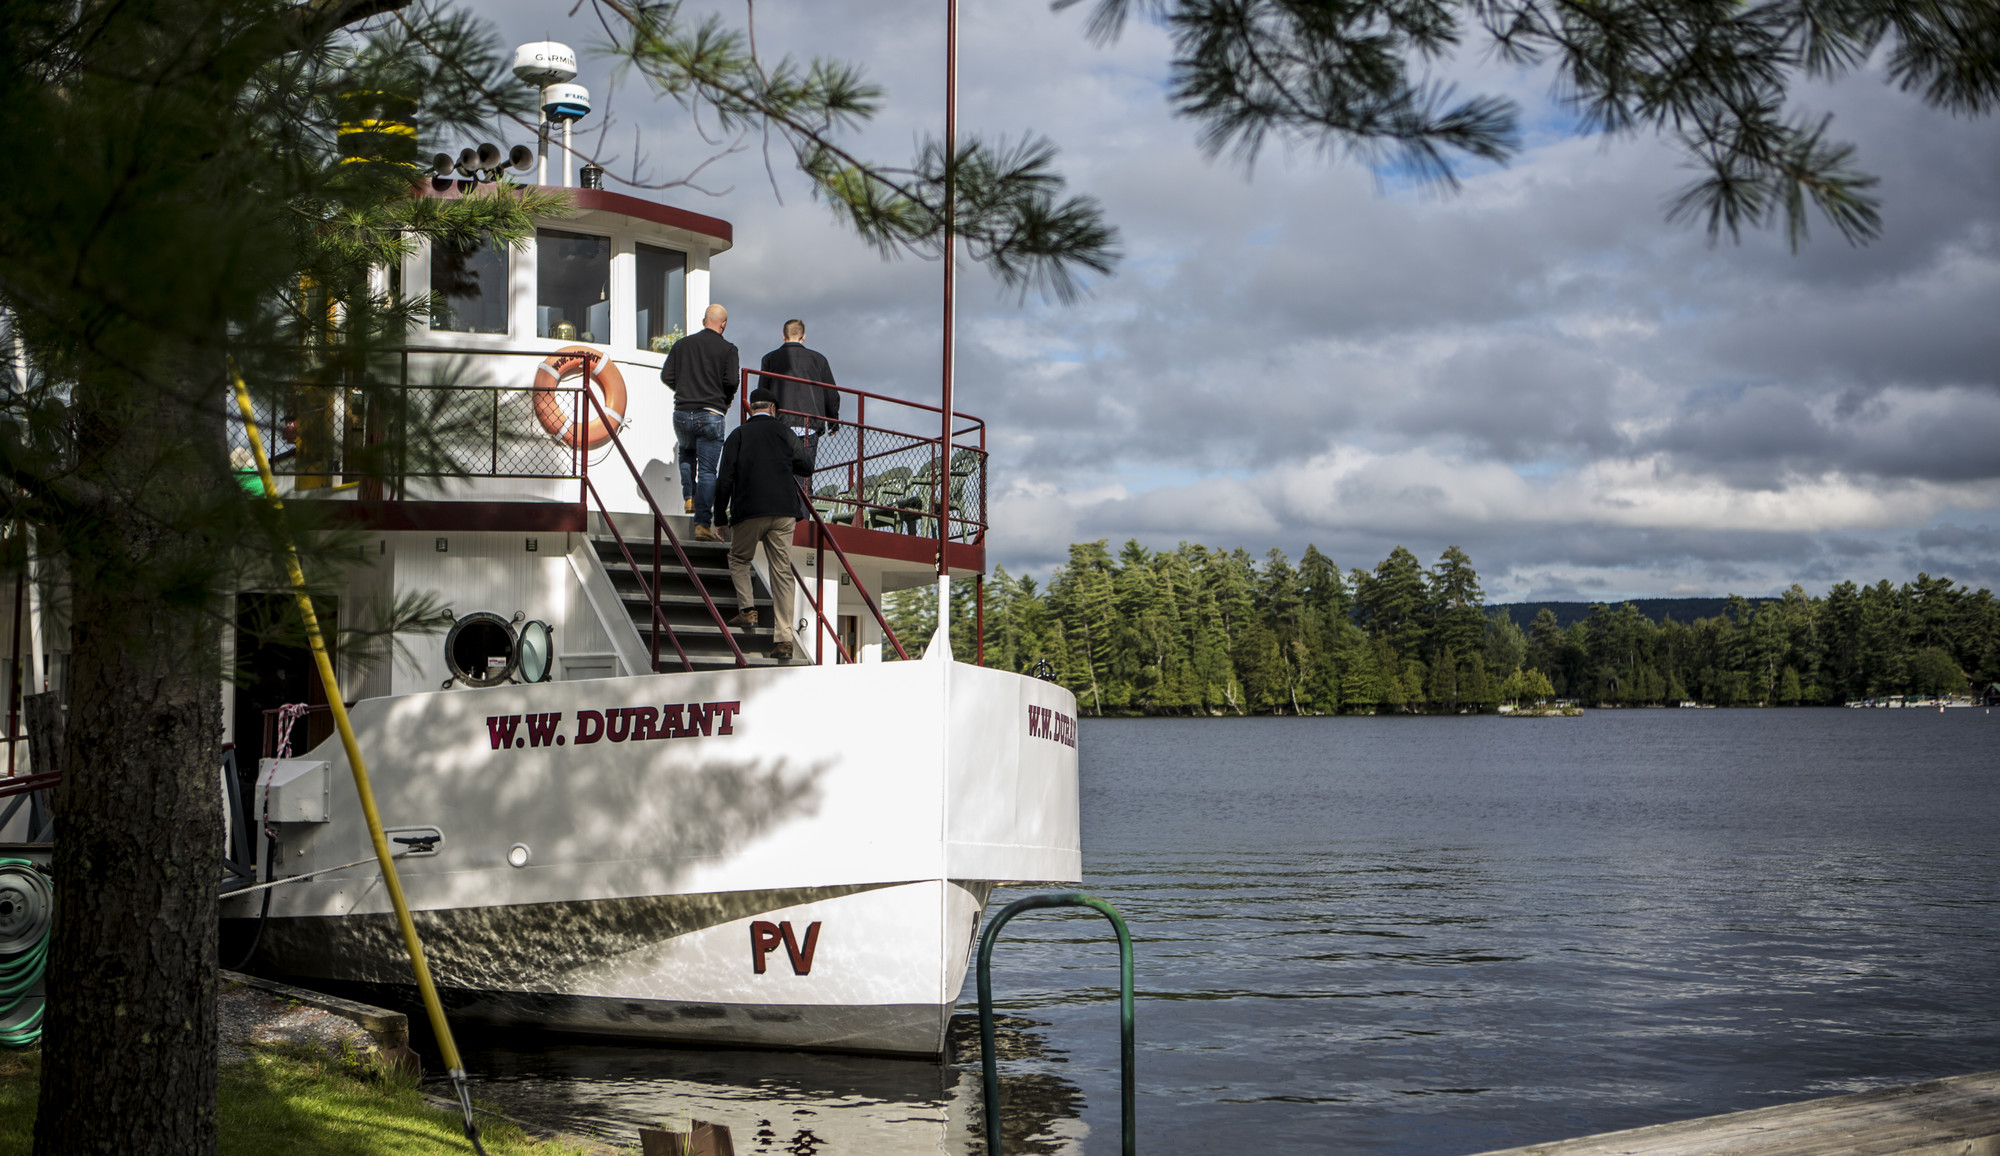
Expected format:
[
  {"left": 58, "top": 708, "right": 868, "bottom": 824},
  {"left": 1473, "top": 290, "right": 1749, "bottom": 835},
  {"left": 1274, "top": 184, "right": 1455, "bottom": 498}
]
[{"left": 232, "top": 183, "right": 987, "bottom": 583}]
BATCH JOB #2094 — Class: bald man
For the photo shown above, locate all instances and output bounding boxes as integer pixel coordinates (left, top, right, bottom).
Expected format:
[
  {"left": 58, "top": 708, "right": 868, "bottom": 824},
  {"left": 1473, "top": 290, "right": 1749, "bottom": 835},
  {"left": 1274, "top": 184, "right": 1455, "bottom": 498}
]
[{"left": 662, "top": 303, "right": 740, "bottom": 539}]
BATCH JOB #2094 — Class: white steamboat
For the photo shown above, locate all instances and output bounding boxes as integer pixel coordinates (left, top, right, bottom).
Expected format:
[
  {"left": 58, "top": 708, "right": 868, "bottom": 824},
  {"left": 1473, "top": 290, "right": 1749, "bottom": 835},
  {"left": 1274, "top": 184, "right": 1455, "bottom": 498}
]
[{"left": 181, "top": 170, "right": 1083, "bottom": 1054}]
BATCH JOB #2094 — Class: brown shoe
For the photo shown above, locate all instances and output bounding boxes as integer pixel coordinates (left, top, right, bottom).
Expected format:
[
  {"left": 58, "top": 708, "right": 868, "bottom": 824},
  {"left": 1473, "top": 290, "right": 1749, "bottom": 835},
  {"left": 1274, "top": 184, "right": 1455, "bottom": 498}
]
[
  {"left": 694, "top": 523, "right": 720, "bottom": 542},
  {"left": 768, "top": 641, "right": 795, "bottom": 661},
  {"left": 728, "top": 608, "right": 759, "bottom": 627},
  {"left": 684, "top": 498, "right": 694, "bottom": 514}
]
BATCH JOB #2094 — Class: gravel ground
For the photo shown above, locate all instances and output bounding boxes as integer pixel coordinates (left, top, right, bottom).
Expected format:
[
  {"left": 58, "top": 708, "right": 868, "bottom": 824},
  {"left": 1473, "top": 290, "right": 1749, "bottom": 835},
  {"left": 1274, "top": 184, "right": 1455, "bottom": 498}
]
[{"left": 217, "top": 978, "right": 375, "bottom": 1067}]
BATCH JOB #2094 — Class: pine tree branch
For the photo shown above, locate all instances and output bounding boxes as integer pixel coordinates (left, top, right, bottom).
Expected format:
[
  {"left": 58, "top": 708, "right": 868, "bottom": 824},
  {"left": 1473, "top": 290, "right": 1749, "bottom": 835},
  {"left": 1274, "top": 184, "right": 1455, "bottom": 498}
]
[
  {"left": 595, "top": 0, "right": 1120, "bottom": 300},
  {"left": 282, "top": 0, "right": 416, "bottom": 42},
  {"left": 1056, "top": 0, "right": 2000, "bottom": 245}
]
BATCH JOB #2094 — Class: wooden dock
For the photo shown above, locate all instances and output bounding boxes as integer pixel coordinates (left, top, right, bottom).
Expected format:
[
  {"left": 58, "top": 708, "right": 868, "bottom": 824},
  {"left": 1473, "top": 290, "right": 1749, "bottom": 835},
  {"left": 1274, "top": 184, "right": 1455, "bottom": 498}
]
[{"left": 1467, "top": 1071, "right": 2000, "bottom": 1156}]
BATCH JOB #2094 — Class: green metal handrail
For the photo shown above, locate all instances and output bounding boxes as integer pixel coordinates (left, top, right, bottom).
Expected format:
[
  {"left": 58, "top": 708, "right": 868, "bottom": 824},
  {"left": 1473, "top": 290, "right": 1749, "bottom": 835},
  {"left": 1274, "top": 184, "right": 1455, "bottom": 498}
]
[{"left": 976, "top": 891, "right": 1134, "bottom": 1155}]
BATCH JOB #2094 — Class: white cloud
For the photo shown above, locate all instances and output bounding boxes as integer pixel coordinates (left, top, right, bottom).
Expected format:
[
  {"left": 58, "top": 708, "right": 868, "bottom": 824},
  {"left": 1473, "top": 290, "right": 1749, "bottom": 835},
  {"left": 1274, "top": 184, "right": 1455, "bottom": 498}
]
[{"left": 476, "top": 0, "right": 2000, "bottom": 598}]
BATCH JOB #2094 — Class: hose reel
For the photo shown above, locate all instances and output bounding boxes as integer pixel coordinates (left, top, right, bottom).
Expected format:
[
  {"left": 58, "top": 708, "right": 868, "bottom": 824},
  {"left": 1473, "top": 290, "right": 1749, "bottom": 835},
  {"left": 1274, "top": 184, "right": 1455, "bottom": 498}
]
[
  {"left": 0, "top": 859, "right": 52, "bottom": 1047},
  {"left": 0, "top": 862, "right": 51, "bottom": 953}
]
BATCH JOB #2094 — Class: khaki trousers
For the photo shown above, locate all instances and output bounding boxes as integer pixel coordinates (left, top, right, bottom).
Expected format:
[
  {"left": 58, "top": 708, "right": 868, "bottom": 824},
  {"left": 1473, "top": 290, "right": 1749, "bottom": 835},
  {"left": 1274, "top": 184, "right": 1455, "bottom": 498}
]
[{"left": 727, "top": 515, "right": 796, "bottom": 644}]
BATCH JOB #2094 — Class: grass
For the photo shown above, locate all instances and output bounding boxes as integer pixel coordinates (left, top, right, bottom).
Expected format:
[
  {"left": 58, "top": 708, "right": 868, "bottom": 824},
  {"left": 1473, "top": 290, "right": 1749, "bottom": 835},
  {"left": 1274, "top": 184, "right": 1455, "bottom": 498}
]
[
  {"left": 0, "top": 1054, "right": 32, "bottom": 1155},
  {"left": 0, "top": 1046, "right": 627, "bottom": 1155}
]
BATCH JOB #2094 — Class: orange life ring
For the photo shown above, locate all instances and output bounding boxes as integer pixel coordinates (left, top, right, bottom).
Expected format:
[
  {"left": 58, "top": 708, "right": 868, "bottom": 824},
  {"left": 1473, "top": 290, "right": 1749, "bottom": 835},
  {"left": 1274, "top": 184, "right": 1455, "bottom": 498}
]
[{"left": 532, "top": 345, "right": 627, "bottom": 449}]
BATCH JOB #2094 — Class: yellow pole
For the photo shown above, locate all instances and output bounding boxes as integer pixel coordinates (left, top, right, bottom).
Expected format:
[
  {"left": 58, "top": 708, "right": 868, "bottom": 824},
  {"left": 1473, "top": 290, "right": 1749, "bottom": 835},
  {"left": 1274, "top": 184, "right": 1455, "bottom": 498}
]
[{"left": 229, "top": 366, "right": 485, "bottom": 1152}]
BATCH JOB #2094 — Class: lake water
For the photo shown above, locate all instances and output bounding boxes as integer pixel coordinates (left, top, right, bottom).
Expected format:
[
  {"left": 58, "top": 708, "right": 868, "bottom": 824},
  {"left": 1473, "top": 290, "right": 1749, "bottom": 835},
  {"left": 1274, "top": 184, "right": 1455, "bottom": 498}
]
[{"left": 445, "top": 709, "right": 2000, "bottom": 1154}]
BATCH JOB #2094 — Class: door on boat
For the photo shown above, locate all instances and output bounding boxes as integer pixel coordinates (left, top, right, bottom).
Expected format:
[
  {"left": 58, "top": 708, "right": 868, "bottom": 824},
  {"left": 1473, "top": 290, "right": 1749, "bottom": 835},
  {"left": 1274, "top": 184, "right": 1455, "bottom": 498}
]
[
  {"left": 230, "top": 593, "right": 338, "bottom": 811},
  {"left": 839, "top": 615, "right": 859, "bottom": 665}
]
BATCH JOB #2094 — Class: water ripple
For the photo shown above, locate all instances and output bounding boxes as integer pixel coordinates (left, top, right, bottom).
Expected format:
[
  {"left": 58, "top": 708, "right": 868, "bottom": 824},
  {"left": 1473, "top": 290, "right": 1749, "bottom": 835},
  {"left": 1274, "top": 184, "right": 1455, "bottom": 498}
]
[{"left": 452, "top": 711, "right": 2000, "bottom": 1155}]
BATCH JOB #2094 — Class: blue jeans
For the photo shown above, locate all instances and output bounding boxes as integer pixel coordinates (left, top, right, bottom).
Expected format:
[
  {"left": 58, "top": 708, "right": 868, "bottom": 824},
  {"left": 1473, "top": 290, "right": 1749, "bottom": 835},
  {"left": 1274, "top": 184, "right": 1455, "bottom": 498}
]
[{"left": 674, "top": 409, "right": 725, "bottom": 526}]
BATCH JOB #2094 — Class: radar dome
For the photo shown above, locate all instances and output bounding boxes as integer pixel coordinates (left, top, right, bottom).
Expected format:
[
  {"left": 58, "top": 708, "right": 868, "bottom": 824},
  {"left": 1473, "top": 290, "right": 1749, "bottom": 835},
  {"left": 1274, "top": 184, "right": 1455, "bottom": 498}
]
[
  {"left": 511, "top": 42, "right": 577, "bottom": 88},
  {"left": 541, "top": 83, "right": 591, "bottom": 122}
]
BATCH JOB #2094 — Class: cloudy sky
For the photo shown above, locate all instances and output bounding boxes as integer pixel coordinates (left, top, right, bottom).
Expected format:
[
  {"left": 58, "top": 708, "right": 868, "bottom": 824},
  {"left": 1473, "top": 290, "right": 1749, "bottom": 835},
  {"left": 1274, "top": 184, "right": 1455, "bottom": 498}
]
[{"left": 481, "top": 0, "right": 2000, "bottom": 601}]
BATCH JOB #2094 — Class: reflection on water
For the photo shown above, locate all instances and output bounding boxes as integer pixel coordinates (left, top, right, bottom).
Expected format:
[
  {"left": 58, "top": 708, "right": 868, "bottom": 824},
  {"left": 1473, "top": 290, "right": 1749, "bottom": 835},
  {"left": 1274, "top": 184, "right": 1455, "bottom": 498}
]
[
  {"left": 443, "top": 1015, "right": 1086, "bottom": 1154},
  {"left": 426, "top": 711, "right": 2000, "bottom": 1155}
]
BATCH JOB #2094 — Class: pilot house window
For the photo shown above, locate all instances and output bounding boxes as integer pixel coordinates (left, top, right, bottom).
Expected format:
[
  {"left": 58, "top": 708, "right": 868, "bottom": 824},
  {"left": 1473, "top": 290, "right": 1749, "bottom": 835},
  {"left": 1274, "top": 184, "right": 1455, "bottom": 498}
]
[
  {"left": 635, "top": 243, "right": 687, "bottom": 353},
  {"left": 537, "top": 229, "right": 610, "bottom": 343},
  {"left": 428, "top": 234, "right": 508, "bottom": 335}
]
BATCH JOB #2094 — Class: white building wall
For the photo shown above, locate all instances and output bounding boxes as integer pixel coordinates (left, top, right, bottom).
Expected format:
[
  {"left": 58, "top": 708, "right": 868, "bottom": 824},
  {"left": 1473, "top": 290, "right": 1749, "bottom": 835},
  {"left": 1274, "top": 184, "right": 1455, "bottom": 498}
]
[
  {"left": 342, "top": 540, "right": 399, "bottom": 702},
  {"left": 386, "top": 530, "right": 609, "bottom": 696}
]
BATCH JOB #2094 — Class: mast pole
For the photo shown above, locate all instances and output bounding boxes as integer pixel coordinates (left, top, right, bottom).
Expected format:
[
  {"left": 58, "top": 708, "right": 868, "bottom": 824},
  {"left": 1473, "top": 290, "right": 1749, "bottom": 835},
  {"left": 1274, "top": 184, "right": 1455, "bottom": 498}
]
[
  {"left": 537, "top": 112, "right": 549, "bottom": 186},
  {"left": 936, "top": 0, "right": 958, "bottom": 649}
]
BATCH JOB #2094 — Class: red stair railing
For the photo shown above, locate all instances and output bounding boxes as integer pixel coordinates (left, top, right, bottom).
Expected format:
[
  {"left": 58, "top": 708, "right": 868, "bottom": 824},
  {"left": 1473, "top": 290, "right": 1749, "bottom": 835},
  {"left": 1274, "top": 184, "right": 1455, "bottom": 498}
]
[
  {"left": 791, "top": 480, "right": 911, "bottom": 662},
  {"left": 574, "top": 353, "right": 747, "bottom": 671}
]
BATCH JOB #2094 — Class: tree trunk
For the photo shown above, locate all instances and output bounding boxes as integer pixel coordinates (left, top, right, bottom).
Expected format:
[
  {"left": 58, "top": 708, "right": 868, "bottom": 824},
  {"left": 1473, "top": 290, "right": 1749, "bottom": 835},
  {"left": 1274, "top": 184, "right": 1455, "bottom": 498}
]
[{"left": 36, "top": 375, "right": 223, "bottom": 1156}]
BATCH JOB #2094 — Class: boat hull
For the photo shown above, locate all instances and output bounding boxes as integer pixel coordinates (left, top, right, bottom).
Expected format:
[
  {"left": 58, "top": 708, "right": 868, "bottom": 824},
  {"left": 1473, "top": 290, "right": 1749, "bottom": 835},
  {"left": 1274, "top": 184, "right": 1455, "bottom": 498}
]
[{"left": 223, "top": 656, "right": 1079, "bottom": 1054}]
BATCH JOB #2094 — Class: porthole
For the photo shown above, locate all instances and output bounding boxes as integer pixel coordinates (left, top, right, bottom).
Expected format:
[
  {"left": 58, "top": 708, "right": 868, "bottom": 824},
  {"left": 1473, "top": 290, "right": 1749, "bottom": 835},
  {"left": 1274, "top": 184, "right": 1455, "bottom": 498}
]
[
  {"left": 444, "top": 611, "right": 517, "bottom": 687},
  {"left": 517, "top": 620, "right": 555, "bottom": 683}
]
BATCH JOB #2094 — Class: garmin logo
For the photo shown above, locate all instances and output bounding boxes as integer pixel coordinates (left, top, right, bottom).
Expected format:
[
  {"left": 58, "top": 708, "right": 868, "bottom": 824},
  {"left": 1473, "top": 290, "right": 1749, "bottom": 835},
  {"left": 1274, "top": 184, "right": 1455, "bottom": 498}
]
[
  {"left": 484, "top": 701, "right": 741, "bottom": 749},
  {"left": 1027, "top": 704, "right": 1075, "bottom": 748}
]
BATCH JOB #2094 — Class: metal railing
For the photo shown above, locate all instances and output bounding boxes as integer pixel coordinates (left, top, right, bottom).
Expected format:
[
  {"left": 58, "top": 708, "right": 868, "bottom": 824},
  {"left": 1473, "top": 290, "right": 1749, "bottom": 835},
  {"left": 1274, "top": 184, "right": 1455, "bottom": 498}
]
[
  {"left": 977, "top": 892, "right": 1136, "bottom": 1156},
  {"left": 742, "top": 369, "right": 988, "bottom": 546},
  {"left": 573, "top": 358, "right": 746, "bottom": 671},
  {"left": 226, "top": 349, "right": 597, "bottom": 497},
  {"left": 260, "top": 701, "right": 354, "bottom": 759},
  {"left": 232, "top": 358, "right": 992, "bottom": 552},
  {"left": 781, "top": 479, "right": 911, "bottom": 664},
  {"left": 226, "top": 347, "right": 957, "bottom": 669}
]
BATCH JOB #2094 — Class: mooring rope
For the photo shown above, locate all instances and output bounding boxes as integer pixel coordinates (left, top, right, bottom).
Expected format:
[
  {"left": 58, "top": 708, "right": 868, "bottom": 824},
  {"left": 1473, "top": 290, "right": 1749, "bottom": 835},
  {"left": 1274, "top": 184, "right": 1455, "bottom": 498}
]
[
  {"left": 221, "top": 851, "right": 410, "bottom": 898},
  {"left": 273, "top": 702, "right": 311, "bottom": 759}
]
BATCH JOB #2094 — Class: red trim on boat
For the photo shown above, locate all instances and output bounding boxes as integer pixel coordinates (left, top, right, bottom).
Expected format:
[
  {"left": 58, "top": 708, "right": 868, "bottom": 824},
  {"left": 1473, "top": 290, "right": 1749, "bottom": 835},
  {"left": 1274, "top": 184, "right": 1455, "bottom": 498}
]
[
  {"left": 794, "top": 522, "right": 983, "bottom": 575},
  {"left": 334, "top": 501, "right": 587, "bottom": 533},
  {"left": 419, "top": 183, "right": 732, "bottom": 247},
  {"left": 566, "top": 188, "right": 732, "bottom": 246}
]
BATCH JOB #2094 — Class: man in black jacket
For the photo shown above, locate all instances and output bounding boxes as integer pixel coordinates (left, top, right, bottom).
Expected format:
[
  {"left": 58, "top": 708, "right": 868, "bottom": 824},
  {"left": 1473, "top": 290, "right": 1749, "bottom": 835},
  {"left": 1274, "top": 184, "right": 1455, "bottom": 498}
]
[
  {"left": 662, "top": 302, "right": 739, "bottom": 540},
  {"left": 757, "top": 319, "right": 839, "bottom": 467},
  {"left": 714, "top": 388, "right": 813, "bottom": 660}
]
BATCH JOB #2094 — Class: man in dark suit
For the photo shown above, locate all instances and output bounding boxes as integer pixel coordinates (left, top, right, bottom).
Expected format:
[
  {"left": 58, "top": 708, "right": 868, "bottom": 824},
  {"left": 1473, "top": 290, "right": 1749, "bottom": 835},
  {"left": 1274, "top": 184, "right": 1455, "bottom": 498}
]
[
  {"left": 757, "top": 319, "right": 839, "bottom": 468},
  {"left": 662, "top": 302, "right": 739, "bottom": 540},
  {"left": 714, "top": 388, "right": 813, "bottom": 660}
]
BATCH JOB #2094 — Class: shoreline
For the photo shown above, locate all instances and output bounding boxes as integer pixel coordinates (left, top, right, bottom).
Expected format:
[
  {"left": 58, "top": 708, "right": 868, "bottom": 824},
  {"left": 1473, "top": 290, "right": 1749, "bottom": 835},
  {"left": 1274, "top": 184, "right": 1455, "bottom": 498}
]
[
  {"left": 213, "top": 972, "right": 628, "bottom": 1154},
  {"left": 1038, "top": 697, "right": 1995, "bottom": 718}
]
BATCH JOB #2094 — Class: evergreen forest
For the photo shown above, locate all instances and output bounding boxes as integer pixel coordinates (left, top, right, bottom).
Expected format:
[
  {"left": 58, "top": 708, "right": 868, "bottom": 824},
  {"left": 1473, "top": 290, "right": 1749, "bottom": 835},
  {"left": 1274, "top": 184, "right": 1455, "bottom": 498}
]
[{"left": 887, "top": 541, "right": 2000, "bottom": 714}]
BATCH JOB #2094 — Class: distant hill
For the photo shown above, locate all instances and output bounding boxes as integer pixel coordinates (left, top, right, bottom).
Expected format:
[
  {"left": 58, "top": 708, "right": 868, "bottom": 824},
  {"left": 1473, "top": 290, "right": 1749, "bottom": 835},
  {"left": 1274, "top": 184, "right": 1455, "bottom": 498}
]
[{"left": 1491, "top": 599, "right": 1739, "bottom": 631}]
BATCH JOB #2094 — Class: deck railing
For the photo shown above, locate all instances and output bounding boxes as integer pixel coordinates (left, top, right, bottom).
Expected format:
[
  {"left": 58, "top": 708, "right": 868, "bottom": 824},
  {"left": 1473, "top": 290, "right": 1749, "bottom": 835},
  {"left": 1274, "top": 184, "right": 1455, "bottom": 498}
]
[
  {"left": 741, "top": 369, "right": 989, "bottom": 546},
  {"left": 776, "top": 479, "right": 914, "bottom": 665},
  {"left": 227, "top": 353, "right": 991, "bottom": 557},
  {"left": 226, "top": 349, "right": 594, "bottom": 498},
  {"left": 227, "top": 347, "right": 960, "bottom": 667}
]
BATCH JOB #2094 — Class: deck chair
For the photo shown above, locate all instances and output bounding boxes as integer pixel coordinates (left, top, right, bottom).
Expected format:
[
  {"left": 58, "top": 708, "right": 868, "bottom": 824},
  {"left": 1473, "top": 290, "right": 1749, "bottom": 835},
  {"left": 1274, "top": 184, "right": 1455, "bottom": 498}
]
[
  {"left": 902, "top": 462, "right": 942, "bottom": 534},
  {"left": 863, "top": 466, "right": 913, "bottom": 531}
]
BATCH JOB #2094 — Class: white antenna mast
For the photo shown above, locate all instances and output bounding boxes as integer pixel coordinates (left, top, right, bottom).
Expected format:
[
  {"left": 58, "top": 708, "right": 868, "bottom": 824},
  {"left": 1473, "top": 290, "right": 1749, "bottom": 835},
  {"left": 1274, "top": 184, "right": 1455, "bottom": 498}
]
[
  {"left": 511, "top": 42, "right": 578, "bottom": 186},
  {"left": 544, "top": 83, "right": 592, "bottom": 188}
]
